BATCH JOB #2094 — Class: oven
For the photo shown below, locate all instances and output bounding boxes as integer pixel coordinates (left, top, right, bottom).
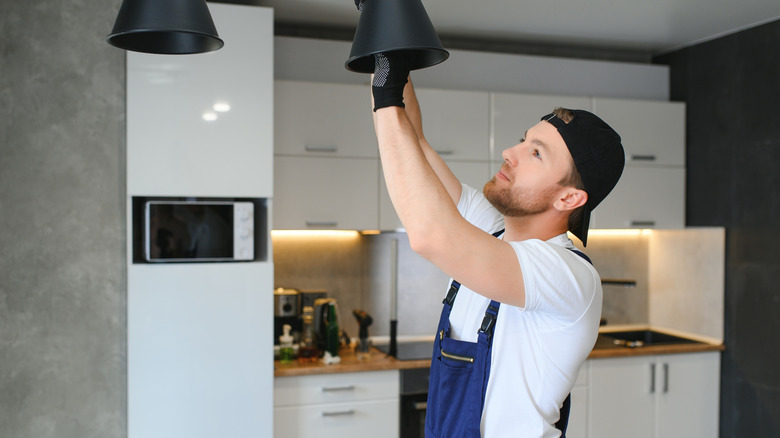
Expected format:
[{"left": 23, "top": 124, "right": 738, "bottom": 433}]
[{"left": 400, "top": 367, "right": 429, "bottom": 438}]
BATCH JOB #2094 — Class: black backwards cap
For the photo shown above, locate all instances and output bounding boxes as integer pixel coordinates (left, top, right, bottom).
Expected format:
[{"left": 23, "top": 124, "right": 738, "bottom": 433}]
[{"left": 541, "top": 110, "right": 625, "bottom": 246}]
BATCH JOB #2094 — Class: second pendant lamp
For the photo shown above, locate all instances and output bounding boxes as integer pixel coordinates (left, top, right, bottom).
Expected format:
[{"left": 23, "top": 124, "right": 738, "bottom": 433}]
[{"left": 346, "top": 0, "right": 449, "bottom": 73}]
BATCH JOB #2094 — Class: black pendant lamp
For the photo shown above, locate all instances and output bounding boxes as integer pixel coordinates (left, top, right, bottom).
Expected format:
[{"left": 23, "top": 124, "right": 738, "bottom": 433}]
[
  {"left": 107, "top": 0, "right": 224, "bottom": 54},
  {"left": 346, "top": 0, "right": 449, "bottom": 73}
]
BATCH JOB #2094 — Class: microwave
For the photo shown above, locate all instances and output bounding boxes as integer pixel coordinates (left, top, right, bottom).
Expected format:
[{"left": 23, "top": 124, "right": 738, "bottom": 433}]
[{"left": 144, "top": 200, "right": 254, "bottom": 262}]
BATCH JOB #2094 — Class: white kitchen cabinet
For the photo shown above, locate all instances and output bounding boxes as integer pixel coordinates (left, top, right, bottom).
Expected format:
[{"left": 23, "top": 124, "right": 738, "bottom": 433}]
[
  {"left": 127, "top": 5, "right": 273, "bottom": 199},
  {"left": 592, "top": 166, "right": 685, "bottom": 229},
  {"left": 414, "top": 88, "right": 491, "bottom": 161},
  {"left": 588, "top": 352, "right": 720, "bottom": 438},
  {"left": 567, "top": 363, "right": 589, "bottom": 438},
  {"left": 274, "top": 156, "right": 379, "bottom": 230},
  {"left": 592, "top": 98, "right": 686, "bottom": 167},
  {"left": 275, "top": 80, "right": 378, "bottom": 158},
  {"left": 376, "top": 88, "right": 492, "bottom": 230},
  {"left": 126, "top": 5, "right": 275, "bottom": 438},
  {"left": 128, "top": 262, "right": 274, "bottom": 438},
  {"left": 379, "top": 160, "right": 491, "bottom": 231},
  {"left": 491, "top": 92, "right": 592, "bottom": 175},
  {"left": 590, "top": 98, "right": 686, "bottom": 229},
  {"left": 274, "top": 370, "right": 399, "bottom": 438}
]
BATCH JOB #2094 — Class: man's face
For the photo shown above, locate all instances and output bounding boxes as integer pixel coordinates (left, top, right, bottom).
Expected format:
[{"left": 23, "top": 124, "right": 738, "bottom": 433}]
[{"left": 483, "top": 120, "right": 573, "bottom": 217}]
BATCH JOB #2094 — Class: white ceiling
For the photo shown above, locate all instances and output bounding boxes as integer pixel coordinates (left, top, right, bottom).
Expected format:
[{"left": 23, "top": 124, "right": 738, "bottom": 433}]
[{"left": 238, "top": 0, "right": 780, "bottom": 56}]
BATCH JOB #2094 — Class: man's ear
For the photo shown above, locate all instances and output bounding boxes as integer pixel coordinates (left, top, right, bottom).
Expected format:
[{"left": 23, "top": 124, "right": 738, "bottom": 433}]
[{"left": 554, "top": 188, "right": 588, "bottom": 212}]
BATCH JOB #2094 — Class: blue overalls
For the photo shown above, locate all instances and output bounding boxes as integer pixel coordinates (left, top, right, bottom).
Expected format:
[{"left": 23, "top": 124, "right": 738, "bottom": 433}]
[{"left": 424, "top": 230, "right": 591, "bottom": 438}]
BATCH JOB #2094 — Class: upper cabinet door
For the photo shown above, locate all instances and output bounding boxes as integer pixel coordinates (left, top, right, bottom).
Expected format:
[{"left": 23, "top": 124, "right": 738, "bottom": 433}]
[
  {"left": 592, "top": 98, "right": 686, "bottom": 167},
  {"left": 414, "top": 88, "right": 491, "bottom": 161},
  {"left": 275, "top": 81, "right": 378, "bottom": 158},
  {"left": 592, "top": 166, "right": 685, "bottom": 229},
  {"left": 273, "top": 156, "right": 379, "bottom": 230},
  {"left": 492, "top": 92, "right": 591, "bottom": 173},
  {"left": 127, "top": 5, "right": 273, "bottom": 198}
]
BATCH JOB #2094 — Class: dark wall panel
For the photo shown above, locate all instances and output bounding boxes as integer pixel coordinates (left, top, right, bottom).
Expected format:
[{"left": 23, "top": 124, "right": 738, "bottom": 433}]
[{"left": 655, "top": 19, "right": 780, "bottom": 437}]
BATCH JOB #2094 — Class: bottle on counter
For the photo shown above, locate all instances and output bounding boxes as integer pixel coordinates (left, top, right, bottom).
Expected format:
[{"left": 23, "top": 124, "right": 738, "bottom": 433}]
[
  {"left": 325, "top": 302, "right": 340, "bottom": 357},
  {"left": 279, "top": 323, "right": 294, "bottom": 364},
  {"left": 298, "top": 306, "right": 318, "bottom": 363}
]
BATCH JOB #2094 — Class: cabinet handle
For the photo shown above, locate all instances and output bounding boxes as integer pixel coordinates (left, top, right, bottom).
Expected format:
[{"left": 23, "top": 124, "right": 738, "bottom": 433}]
[
  {"left": 321, "top": 385, "right": 356, "bottom": 392},
  {"left": 413, "top": 401, "right": 428, "bottom": 411},
  {"left": 435, "top": 149, "right": 454, "bottom": 156},
  {"left": 650, "top": 363, "right": 656, "bottom": 394},
  {"left": 630, "top": 220, "right": 656, "bottom": 227},
  {"left": 321, "top": 409, "right": 355, "bottom": 417},
  {"left": 305, "top": 145, "right": 338, "bottom": 153},
  {"left": 663, "top": 363, "right": 669, "bottom": 393},
  {"left": 306, "top": 221, "right": 338, "bottom": 228},
  {"left": 631, "top": 154, "right": 657, "bottom": 161}
]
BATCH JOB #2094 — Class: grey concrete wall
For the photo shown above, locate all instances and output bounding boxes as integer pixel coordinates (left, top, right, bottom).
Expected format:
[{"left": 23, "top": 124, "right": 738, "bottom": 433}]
[
  {"left": 0, "top": 1, "right": 127, "bottom": 437},
  {"left": 655, "top": 19, "right": 780, "bottom": 437}
]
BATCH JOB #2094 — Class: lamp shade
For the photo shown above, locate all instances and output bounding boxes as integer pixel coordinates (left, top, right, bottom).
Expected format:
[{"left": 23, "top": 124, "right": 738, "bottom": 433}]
[
  {"left": 107, "top": 0, "right": 224, "bottom": 54},
  {"left": 346, "top": 0, "right": 449, "bottom": 73}
]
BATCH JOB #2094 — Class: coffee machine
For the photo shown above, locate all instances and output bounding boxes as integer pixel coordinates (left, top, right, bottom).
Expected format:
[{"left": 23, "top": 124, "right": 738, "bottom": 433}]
[{"left": 274, "top": 288, "right": 300, "bottom": 345}]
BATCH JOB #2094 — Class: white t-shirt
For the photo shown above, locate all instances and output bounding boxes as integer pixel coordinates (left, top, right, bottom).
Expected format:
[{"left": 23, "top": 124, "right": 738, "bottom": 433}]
[{"left": 450, "top": 184, "right": 603, "bottom": 438}]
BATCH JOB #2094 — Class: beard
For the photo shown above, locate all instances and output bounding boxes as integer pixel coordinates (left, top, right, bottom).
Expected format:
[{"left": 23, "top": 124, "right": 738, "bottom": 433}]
[{"left": 483, "top": 176, "right": 559, "bottom": 218}]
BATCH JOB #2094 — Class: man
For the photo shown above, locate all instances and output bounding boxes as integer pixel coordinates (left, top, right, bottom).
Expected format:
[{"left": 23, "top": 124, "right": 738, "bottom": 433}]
[{"left": 370, "top": 53, "right": 625, "bottom": 438}]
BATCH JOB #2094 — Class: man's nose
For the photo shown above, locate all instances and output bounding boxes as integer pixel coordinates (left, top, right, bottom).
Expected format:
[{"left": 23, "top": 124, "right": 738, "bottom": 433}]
[{"left": 502, "top": 145, "right": 518, "bottom": 166}]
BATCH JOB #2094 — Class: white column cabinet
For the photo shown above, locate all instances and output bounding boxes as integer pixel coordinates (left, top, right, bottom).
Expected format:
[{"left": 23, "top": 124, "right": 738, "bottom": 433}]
[
  {"left": 588, "top": 352, "right": 720, "bottom": 438},
  {"left": 126, "top": 5, "right": 275, "bottom": 438},
  {"left": 127, "top": 5, "right": 273, "bottom": 199},
  {"left": 274, "top": 370, "right": 399, "bottom": 438}
]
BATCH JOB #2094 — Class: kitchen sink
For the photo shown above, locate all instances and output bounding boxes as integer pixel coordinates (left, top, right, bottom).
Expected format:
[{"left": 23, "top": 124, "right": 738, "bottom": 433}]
[{"left": 597, "top": 329, "right": 704, "bottom": 348}]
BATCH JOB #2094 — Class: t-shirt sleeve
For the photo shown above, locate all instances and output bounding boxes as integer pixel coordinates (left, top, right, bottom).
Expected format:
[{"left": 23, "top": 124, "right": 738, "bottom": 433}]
[{"left": 509, "top": 240, "right": 598, "bottom": 323}]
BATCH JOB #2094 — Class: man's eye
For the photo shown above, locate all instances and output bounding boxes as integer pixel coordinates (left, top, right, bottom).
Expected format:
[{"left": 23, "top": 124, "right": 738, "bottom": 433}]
[{"left": 533, "top": 149, "right": 541, "bottom": 158}]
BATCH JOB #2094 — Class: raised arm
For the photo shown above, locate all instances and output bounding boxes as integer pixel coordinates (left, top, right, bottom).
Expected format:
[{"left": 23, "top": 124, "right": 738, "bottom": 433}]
[
  {"left": 371, "top": 54, "right": 526, "bottom": 308},
  {"left": 399, "top": 79, "right": 463, "bottom": 204}
]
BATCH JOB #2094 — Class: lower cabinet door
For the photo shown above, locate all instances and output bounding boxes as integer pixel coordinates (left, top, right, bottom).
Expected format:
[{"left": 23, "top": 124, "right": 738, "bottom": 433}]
[
  {"left": 274, "top": 399, "right": 399, "bottom": 438},
  {"left": 567, "top": 386, "right": 588, "bottom": 438},
  {"left": 589, "top": 356, "right": 656, "bottom": 438},
  {"left": 655, "top": 352, "right": 720, "bottom": 438}
]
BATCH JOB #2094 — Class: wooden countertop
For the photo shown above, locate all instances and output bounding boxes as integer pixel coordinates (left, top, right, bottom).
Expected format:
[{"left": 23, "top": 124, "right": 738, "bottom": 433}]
[
  {"left": 274, "top": 346, "right": 430, "bottom": 377},
  {"left": 275, "top": 337, "right": 724, "bottom": 378}
]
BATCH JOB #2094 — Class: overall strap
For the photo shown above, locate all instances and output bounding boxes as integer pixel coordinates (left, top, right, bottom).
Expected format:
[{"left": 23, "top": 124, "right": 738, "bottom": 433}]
[{"left": 569, "top": 249, "right": 592, "bottom": 265}]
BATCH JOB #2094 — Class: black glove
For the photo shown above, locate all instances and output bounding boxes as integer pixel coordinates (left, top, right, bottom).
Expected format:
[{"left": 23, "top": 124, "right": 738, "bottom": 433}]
[{"left": 372, "top": 52, "right": 410, "bottom": 112}]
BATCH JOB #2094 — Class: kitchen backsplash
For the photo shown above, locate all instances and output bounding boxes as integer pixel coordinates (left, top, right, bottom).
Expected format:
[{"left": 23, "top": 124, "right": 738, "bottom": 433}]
[{"left": 273, "top": 231, "right": 660, "bottom": 341}]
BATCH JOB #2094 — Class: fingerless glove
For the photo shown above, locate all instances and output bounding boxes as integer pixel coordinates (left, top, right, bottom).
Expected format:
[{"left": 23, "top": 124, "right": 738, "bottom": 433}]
[{"left": 372, "top": 52, "right": 410, "bottom": 111}]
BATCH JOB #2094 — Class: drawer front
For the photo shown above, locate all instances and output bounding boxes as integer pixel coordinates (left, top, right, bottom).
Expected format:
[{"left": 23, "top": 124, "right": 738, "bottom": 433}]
[
  {"left": 274, "top": 370, "right": 399, "bottom": 407},
  {"left": 274, "top": 399, "right": 399, "bottom": 438}
]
